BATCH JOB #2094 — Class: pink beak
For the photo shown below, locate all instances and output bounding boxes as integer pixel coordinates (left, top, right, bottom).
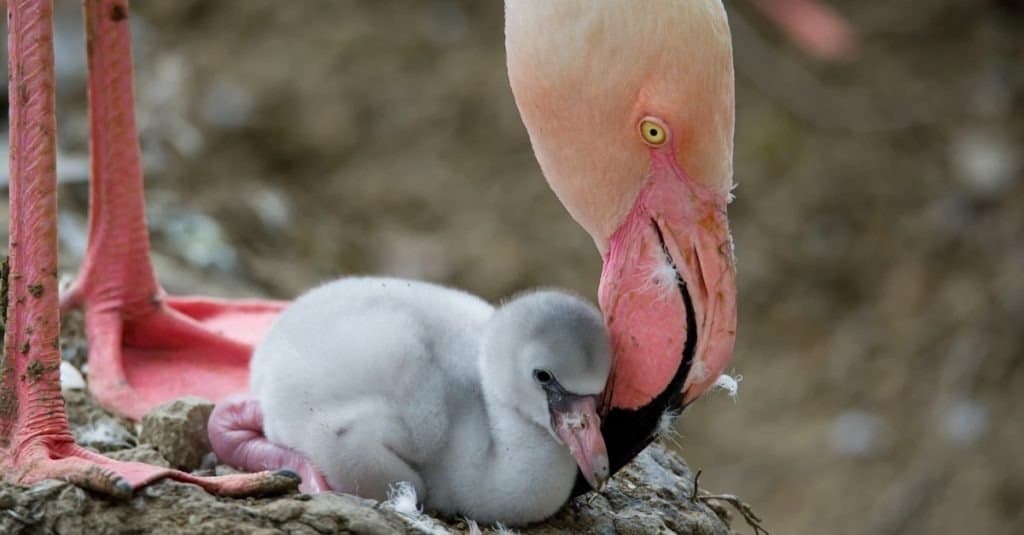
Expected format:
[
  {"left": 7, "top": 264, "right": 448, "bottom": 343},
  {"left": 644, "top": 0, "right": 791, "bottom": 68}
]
[
  {"left": 596, "top": 150, "right": 738, "bottom": 472},
  {"left": 600, "top": 151, "right": 738, "bottom": 411},
  {"left": 551, "top": 395, "right": 610, "bottom": 490}
]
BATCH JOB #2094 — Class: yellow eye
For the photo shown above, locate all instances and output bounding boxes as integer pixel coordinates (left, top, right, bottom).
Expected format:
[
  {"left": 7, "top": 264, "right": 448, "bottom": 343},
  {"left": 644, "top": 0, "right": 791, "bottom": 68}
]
[{"left": 640, "top": 120, "right": 667, "bottom": 146}]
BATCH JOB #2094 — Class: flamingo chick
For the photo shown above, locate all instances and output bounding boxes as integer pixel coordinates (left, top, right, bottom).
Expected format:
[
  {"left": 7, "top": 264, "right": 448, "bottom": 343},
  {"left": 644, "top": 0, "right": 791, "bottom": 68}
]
[{"left": 210, "top": 277, "right": 611, "bottom": 525}]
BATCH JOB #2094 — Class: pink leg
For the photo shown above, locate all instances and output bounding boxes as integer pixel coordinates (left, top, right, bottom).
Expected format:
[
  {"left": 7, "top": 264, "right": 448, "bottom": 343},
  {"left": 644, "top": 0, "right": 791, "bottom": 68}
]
[
  {"left": 209, "top": 395, "right": 330, "bottom": 494},
  {"left": 0, "top": 0, "right": 297, "bottom": 498},
  {"left": 61, "top": 0, "right": 287, "bottom": 420},
  {"left": 750, "top": 0, "right": 860, "bottom": 61}
]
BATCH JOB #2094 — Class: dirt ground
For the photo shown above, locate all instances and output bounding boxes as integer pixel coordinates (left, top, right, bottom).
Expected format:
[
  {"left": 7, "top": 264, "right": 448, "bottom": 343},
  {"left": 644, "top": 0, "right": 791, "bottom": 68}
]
[{"left": 1, "top": 1, "right": 1022, "bottom": 534}]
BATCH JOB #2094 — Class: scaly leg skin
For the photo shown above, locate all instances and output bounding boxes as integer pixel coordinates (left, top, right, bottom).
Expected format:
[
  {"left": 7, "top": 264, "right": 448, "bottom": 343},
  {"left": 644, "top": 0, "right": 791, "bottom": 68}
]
[
  {"left": 60, "top": 0, "right": 286, "bottom": 421},
  {"left": 0, "top": 0, "right": 298, "bottom": 498},
  {"left": 209, "top": 395, "right": 331, "bottom": 494}
]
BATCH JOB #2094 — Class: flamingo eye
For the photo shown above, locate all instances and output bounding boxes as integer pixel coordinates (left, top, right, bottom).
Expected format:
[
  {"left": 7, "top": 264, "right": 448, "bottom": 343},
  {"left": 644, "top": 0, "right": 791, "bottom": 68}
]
[
  {"left": 533, "top": 369, "right": 554, "bottom": 385},
  {"left": 640, "top": 119, "right": 667, "bottom": 146}
]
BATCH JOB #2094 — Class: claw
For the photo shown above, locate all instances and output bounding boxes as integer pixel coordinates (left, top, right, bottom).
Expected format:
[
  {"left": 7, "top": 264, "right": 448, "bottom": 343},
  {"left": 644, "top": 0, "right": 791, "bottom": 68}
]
[
  {"left": 275, "top": 469, "right": 301, "bottom": 480},
  {"left": 63, "top": 465, "right": 134, "bottom": 500}
]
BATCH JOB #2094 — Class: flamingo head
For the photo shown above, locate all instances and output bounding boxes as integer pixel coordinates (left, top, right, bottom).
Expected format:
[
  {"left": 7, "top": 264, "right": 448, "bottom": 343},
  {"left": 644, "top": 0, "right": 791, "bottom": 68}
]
[{"left": 505, "top": 0, "right": 738, "bottom": 470}]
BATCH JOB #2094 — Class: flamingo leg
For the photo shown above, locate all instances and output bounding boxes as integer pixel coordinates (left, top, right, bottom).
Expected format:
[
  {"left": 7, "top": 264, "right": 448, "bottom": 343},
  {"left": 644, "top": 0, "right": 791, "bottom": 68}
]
[
  {"left": 60, "top": 0, "right": 287, "bottom": 421},
  {"left": 0, "top": 0, "right": 298, "bottom": 497}
]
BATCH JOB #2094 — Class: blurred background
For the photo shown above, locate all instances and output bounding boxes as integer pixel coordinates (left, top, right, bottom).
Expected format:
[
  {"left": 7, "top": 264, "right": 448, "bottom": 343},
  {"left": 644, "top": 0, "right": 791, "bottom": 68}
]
[{"left": 1, "top": 1, "right": 1021, "bottom": 533}]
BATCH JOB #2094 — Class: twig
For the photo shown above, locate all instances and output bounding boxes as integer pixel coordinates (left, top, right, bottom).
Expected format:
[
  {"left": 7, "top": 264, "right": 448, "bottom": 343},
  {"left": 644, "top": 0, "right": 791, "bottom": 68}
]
[
  {"left": 697, "top": 491, "right": 770, "bottom": 535},
  {"left": 689, "top": 470, "right": 769, "bottom": 535},
  {"left": 4, "top": 508, "right": 42, "bottom": 525}
]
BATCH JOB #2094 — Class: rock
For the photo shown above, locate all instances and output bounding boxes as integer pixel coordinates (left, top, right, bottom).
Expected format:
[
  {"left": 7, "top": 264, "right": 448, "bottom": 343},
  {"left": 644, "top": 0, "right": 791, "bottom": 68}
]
[
  {"left": 107, "top": 445, "right": 172, "bottom": 468},
  {"left": 951, "top": 127, "right": 1020, "bottom": 199},
  {"left": 156, "top": 210, "right": 239, "bottom": 273},
  {"left": 139, "top": 396, "right": 216, "bottom": 471},
  {"left": 830, "top": 410, "right": 886, "bottom": 457},
  {"left": 59, "top": 361, "right": 86, "bottom": 392}
]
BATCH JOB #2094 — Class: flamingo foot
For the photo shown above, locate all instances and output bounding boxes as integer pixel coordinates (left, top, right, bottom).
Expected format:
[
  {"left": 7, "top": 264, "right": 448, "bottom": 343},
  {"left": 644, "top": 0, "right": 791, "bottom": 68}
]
[
  {"left": 69, "top": 293, "right": 286, "bottom": 421},
  {"left": 2, "top": 434, "right": 299, "bottom": 498}
]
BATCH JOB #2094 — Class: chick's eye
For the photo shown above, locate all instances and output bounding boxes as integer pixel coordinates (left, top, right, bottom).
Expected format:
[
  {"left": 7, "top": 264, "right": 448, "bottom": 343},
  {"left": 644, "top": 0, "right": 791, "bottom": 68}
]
[
  {"left": 533, "top": 369, "right": 553, "bottom": 385},
  {"left": 640, "top": 119, "right": 667, "bottom": 146}
]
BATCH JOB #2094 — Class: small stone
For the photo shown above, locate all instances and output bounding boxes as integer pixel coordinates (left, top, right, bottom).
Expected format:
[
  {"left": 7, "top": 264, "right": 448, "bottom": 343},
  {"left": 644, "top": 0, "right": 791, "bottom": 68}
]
[
  {"left": 249, "top": 188, "right": 292, "bottom": 230},
  {"left": 613, "top": 514, "right": 668, "bottom": 534},
  {"left": 59, "top": 361, "right": 85, "bottom": 391},
  {"left": 943, "top": 399, "right": 989, "bottom": 446},
  {"left": 830, "top": 410, "right": 886, "bottom": 457},
  {"left": 160, "top": 211, "right": 238, "bottom": 273},
  {"left": 951, "top": 128, "right": 1020, "bottom": 198},
  {"left": 107, "top": 445, "right": 172, "bottom": 468},
  {"left": 198, "top": 451, "right": 219, "bottom": 472},
  {"left": 199, "top": 78, "right": 254, "bottom": 129},
  {"left": 139, "top": 396, "right": 216, "bottom": 471},
  {"left": 215, "top": 464, "right": 245, "bottom": 477},
  {"left": 262, "top": 500, "right": 304, "bottom": 522}
]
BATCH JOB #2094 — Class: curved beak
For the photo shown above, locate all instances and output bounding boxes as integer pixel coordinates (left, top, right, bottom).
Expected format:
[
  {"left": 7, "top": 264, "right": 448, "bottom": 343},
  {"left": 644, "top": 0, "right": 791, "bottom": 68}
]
[
  {"left": 596, "top": 152, "right": 738, "bottom": 471},
  {"left": 550, "top": 393, "right": 609, "bottom": 490}
]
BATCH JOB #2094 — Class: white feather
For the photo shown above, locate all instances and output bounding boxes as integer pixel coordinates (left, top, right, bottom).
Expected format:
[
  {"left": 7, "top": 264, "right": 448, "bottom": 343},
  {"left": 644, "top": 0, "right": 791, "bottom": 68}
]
[
  {"left": 656, "top": 408, "right": 684, "bottom": 450},
  {"left": 384, "top": 481, "right": 451, "bottom": 535},
  {"left": 494, "top": 523, "right": 521, "bottom": 535},
  {"left": 727, "top": 181, "right": 739, "bottom": 204},
  {"left": 385, "top": 481, "right": 421, "bottom": 516},
  {"left": 713, "top": 373, "right": 742, "bottom": 399},
  {"left": 640, "top": 247, "right": 680, "bottom": 301}
]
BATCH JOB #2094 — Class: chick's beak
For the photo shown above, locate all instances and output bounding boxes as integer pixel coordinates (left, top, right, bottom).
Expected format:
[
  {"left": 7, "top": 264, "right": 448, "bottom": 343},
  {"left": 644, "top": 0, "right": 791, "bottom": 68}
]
[{"left": 551, "top": 394, "right": 610, "bottom": 490}]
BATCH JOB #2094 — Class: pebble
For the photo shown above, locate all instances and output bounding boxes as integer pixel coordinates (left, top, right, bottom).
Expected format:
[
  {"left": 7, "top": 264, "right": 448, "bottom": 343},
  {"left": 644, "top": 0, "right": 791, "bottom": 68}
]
[
  {"left": 830, "top": 410, "right": 886, "bottom": 457},
  {"left": 951, "top": 127, "right": 1019, "bottom": 198},
  {"left": 139, "top": 396, "right": 216, "bottom": 471},
  {"left": 59, "top": 361, "right": 86, "bottom": 391},
  {"left": 943, "top": 399, "right": 989, "bottom": 446}
]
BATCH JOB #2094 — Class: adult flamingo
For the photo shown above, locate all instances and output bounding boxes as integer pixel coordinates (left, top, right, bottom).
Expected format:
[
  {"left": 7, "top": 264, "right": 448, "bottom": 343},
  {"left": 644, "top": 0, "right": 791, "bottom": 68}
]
[{"left": 3, "top": 0, "right": 737, "bottom": 496}]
